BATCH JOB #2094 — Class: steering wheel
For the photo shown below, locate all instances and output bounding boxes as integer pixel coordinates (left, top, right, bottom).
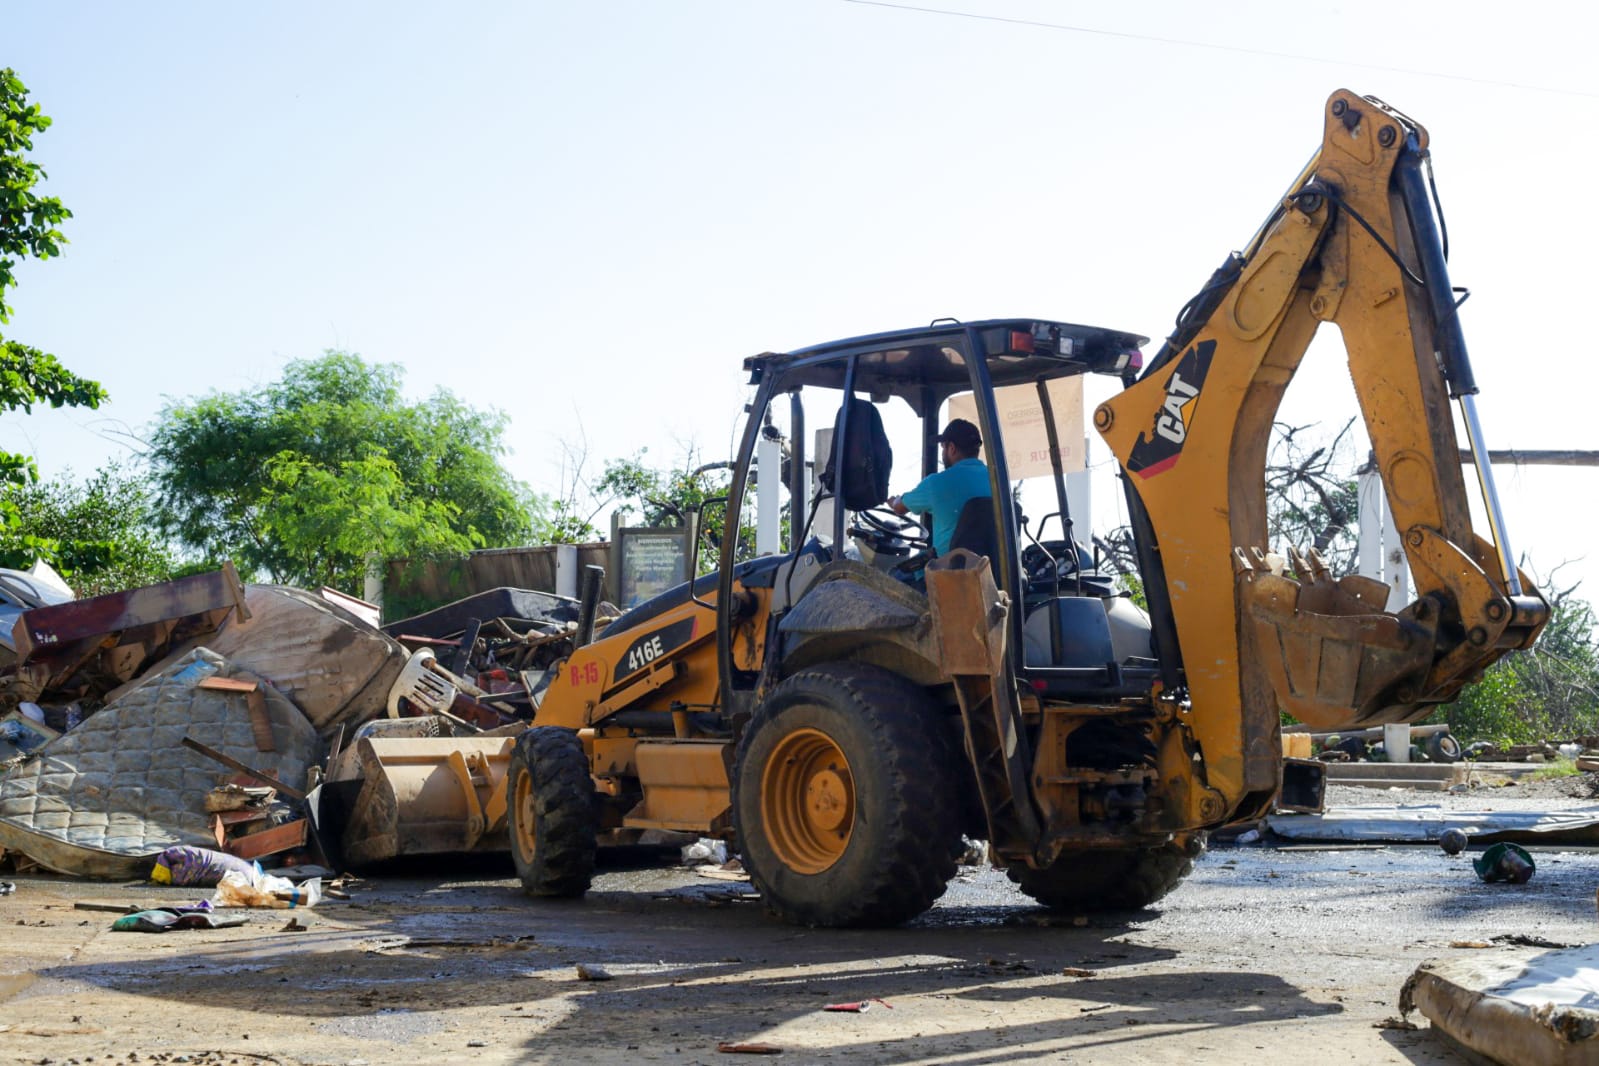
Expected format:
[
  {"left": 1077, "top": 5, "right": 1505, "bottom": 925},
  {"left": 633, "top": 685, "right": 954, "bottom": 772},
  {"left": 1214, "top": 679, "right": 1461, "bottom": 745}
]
[{"left": 853, "top": 505, "right": 930, "bottom": 550}]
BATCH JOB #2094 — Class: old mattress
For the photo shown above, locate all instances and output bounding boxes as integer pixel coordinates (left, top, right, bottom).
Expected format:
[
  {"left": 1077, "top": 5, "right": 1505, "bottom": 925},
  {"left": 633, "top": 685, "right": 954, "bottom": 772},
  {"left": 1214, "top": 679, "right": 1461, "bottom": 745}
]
[
  {"left": 115, "top": 585, "right": 408, "bottom": 742},
  {"left": 0, "top": 648, "right": 319, "bottom": 879}
]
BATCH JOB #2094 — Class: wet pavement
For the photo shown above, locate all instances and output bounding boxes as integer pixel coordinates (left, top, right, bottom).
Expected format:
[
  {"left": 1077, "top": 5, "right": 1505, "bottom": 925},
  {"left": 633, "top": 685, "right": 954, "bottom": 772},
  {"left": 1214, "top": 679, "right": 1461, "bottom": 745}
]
[{"left": 1, "top": 840, "right": 1595, "bottom": 1063}]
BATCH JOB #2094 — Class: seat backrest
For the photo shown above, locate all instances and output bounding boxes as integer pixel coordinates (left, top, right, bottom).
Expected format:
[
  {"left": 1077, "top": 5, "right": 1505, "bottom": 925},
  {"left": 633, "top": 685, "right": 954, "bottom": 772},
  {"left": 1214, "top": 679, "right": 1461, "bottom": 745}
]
[
  {"left": 819, "top": 398, "right": 892, "bottom": 511},
  {"left": 948, "top": 495, "right": 998, "bottom": 561}
]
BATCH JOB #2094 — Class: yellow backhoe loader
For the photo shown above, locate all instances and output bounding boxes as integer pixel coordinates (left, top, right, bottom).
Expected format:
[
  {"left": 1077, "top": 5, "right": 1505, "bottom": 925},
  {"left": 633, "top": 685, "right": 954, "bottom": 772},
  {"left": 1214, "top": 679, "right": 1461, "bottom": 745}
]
[{"left": 369, "top": 90, "right": 1548, "bottom": 927}]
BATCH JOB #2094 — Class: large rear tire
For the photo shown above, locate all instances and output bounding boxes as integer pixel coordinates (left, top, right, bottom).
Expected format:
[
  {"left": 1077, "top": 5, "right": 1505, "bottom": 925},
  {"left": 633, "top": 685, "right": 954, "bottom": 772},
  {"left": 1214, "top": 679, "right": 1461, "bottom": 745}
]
[
  {"left": 508, "top": 727, "right": 597, "bottom": 898},
  {"left": 1007, "top": 837, "right": 1202, "bottom": 911},
  {"left": 733, "top": 663, "right": 963, "bottom": 927}
]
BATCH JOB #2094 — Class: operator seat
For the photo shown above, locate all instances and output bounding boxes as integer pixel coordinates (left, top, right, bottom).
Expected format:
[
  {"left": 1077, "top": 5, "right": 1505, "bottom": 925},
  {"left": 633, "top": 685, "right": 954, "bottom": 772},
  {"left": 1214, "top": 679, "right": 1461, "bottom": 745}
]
[{"left": 947, "top": 495, "right": 998, "bottom": 562}]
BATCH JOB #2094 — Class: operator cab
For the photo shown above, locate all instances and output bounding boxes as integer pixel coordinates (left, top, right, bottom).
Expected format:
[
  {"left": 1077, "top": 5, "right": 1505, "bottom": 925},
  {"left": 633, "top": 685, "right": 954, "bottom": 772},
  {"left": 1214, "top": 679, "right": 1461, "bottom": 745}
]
[{"left": 719, "top": 318, "right": 1159, "bottom": 699}]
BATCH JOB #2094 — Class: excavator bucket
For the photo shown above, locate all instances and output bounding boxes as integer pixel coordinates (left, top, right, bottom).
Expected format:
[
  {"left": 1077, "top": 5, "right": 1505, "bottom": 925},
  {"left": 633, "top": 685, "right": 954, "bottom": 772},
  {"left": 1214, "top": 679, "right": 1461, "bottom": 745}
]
[
  {"left": 1238, "top": 550, "right": 1437, "bottom": 730},
  {"left": 326, "top": 734, "right": 516, "bottom": 866}
]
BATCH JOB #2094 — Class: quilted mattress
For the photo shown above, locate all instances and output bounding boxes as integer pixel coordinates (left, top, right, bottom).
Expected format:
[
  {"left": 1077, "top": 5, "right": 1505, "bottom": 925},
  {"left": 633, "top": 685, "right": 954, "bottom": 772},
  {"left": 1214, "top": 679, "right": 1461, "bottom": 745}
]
[{"left": 0, "top": 648, "right": 319, "bottom": 879}]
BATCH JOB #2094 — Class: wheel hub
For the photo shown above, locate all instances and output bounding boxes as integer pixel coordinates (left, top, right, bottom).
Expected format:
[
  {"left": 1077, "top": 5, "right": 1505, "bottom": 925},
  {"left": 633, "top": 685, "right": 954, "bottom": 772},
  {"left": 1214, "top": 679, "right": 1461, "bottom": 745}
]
[{"left": 762, "top": 727, "right": 855, "bottom": 874}]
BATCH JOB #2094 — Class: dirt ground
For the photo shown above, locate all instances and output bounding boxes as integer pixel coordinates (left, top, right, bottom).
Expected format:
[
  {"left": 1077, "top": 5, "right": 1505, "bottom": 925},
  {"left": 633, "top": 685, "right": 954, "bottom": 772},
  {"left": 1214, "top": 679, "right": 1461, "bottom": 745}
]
[{"left": 2, "top": 775, "right": 1596, "bottom": 1066}]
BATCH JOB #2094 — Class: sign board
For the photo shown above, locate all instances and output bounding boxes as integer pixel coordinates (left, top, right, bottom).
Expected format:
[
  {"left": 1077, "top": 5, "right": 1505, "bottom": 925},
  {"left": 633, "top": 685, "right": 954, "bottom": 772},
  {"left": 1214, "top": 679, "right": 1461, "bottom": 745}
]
[
  {"left": 611, "top": 525, "right": 694, "bottom": 609},
  {"left": 947, "top": 377, "right": 1085, "bottom": 480}
]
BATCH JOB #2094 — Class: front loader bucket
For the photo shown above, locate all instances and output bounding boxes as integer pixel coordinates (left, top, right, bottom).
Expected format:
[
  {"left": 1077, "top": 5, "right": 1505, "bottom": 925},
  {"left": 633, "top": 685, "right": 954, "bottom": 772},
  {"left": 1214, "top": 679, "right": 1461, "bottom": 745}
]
[{"left": 333, "top": 736, "right": 516, "bottom": 866}]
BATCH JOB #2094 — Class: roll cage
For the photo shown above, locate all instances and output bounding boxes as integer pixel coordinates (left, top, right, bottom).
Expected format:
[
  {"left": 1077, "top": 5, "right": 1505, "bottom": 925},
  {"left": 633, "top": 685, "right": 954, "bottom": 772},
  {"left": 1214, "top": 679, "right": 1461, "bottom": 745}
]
[{"left": 714, "top": 317, "right": 1148, "bottom": 706}]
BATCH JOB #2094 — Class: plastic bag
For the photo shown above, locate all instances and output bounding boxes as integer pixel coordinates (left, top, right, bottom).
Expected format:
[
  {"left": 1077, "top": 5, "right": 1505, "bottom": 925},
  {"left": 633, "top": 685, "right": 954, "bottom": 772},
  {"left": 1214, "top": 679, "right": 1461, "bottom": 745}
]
[
  {"left": 212, "top": 868, "right": 322, "bottom": 909},
  {"left": 151, "top": 846, "right": 259, "bottom": 887}
]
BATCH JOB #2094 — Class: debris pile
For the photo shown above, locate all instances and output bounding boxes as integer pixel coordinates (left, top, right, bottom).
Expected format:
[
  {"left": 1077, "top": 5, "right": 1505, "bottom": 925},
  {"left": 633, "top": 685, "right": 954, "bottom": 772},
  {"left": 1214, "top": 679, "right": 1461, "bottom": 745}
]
[{"left": 0, "top": 566, "right": 590, "bottom": 878}]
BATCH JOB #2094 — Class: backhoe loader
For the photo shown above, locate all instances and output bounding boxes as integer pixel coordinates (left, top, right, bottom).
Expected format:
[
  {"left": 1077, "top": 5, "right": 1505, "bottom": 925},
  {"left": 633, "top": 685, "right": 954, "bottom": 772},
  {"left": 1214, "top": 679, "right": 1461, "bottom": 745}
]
[{"left": 458, "top": 90, "right": 1547, "bottom": 926}]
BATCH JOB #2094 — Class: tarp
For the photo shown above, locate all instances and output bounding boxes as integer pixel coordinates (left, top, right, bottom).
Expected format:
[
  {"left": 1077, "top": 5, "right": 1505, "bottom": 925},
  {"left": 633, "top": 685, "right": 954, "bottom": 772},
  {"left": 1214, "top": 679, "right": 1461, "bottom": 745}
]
[
  {"left": 1404, "top": 945, "right": 1599, "bottom": 1064},
  {"left": 1266, "top": 805, "right": 1599, "bottom": 846}
]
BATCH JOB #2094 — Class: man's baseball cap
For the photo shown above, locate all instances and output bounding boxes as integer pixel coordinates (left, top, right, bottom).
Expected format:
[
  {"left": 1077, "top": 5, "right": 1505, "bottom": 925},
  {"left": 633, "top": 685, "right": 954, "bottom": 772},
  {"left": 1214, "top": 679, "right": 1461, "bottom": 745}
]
[{"left": 937, "top": 418, "right": 982, "bottom": 451}]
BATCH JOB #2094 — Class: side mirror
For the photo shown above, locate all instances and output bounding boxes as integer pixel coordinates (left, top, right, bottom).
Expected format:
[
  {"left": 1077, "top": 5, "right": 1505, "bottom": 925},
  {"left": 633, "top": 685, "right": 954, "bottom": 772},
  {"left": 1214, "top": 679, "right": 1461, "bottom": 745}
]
[{"left": 688, "top": 496, "right": 727, "bottom": 610}]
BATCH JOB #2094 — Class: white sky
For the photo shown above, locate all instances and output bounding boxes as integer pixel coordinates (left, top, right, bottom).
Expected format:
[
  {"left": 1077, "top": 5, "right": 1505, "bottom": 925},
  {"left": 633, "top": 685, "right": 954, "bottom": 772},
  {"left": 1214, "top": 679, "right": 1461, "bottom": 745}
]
[{"left": 5, "top": 1, "right": 1597, "bottom": 596}]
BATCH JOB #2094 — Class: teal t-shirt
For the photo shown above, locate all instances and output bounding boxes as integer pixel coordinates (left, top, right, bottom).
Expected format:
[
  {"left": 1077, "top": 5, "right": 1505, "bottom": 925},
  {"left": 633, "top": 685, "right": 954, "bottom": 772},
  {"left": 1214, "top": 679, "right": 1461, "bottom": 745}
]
[{"left": 900, "top": 458, "right": 991, "bottom": 556}]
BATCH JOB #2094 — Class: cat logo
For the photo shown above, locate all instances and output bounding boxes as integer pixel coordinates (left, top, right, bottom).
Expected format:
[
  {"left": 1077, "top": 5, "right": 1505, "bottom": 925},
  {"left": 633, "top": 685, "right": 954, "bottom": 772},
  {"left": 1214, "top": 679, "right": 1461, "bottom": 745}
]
[{"left": 1126, "top": 339, "right": 1216, "bottom": 479}]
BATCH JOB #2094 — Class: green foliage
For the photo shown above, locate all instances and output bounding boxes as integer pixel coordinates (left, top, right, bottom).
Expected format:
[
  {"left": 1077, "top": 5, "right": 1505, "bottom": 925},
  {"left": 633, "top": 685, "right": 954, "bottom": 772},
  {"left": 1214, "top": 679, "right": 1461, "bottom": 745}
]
[
  {"left": 0, "top": 68, "right": 71, "bottom": 324},
  {"left": 595, "top": 449, "right": 757, "bottom": 573},
  {"left": 257, "top": 449, "right": 479, "bottom": 591},
  {"left": 0, "top": 464, "right": 176, "bottom": 594},
  {"left": 1529, "top": 757, "right": 1582, "bottom": 781},
  {"left": 147, "top": 351, "right": 539, "bottom": 592},
  {"left": 1432, "top": 580, "right": 1599, "bottom": 745},
  {"left": 0, "top": 69, "right": 106, "bottom": 505}
]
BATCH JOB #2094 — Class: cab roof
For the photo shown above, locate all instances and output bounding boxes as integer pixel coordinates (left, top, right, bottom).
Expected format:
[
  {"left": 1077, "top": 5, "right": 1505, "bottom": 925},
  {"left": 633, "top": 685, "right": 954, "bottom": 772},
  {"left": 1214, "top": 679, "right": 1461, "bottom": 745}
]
[{"left": 743, "top": 318, "right": 1148, "bottom": 416}]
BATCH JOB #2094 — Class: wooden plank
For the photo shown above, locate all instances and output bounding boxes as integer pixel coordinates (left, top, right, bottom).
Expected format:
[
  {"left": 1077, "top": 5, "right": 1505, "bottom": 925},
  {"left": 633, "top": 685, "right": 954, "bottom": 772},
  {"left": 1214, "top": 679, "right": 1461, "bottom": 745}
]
[
  {"left": 195, "top": 676, "right": 275, "bottom": 752},
  {"left": 223, "top": 819, "right": 308, "bottom": 861},
  {"left": 246, "top": 687, "right": 275, "bottom": 752},
  {"left": 197, "top": 676, "right": 259, "bottom": 693},
  {"left": 180, "top": 736, "right": 306, "bottom": 801}
]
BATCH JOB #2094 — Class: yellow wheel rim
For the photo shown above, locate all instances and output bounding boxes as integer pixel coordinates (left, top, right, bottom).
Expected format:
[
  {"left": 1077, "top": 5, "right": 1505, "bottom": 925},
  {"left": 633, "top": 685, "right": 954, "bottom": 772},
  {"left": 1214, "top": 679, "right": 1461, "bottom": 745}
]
[
  {"left": 513, "top": 765, "right": 537, "bottom": 862},
  {"left": 761, "top": 727, "right": 855, "bottom": 874}
]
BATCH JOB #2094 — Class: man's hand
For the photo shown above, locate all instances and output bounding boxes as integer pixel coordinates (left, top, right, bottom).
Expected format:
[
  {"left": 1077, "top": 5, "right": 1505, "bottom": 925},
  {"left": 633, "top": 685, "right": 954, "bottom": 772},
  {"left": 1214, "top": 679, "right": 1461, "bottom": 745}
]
[{"left": 889, "top": 495, "right": 908, "bottom": 516}]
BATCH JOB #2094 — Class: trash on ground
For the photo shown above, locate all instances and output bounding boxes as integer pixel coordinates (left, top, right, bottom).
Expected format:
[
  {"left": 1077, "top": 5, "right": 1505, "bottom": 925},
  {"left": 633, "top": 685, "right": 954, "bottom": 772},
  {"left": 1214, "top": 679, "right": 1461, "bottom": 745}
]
[
  {"left": 1402, "top": 942, "right": 1599, "bottom": 1063},
  {"left": 1473, "top": 842, "right": 1536, "bottom": 884},
  {"left": 681, "top": 838, "right": 729, "bottom": 866},
  {"left": 696, "top": 859, "right": 748, "bottom": 881},
  {"left": 575, "top": 963, "right": 614, "bottom": 981},
  {"left": 1439, "top": 827, "right": 1469, "bottom": 854},
  {"left": 151, "top": 845, "right": 259, "bottom": 887},
  {"left": 716, "top": 1042, "right": 782, "bottom": 1055},
  {"left": 823, "top": 1001, "right": 870, "bottom": 1013},
  {"left": 111, "top": 904, "right": 246, "bottom": 933},
  {"left": 212, "top": 867, "right": 322, "bottom": 908},
  {"left": 1266, "top": 806, "right": 1599, "bottom": 847}
]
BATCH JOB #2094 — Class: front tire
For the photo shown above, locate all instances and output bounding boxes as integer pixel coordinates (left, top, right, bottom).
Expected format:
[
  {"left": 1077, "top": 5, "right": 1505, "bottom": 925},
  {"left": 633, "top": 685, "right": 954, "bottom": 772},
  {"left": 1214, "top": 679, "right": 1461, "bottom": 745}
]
[
  {"left": 733, "top": 663, "right": 963, "bottom": 927},
  {"left": 508, "top": 727, "right": 597, "bottom": 898},
  {"left": 1007, "top": 838, "right": 1202, "bottom": 911}
]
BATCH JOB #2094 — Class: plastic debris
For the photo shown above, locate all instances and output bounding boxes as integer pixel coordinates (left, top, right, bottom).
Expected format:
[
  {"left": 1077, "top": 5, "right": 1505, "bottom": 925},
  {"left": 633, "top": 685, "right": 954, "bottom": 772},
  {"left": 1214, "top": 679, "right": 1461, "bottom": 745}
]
[
  {"left": 111, "top": 905, "right": 246, "bottom": 933},
  {"left": 681, "top": 839, "right": 729, "bottom": 866},
  {"left": 575, "top": 963, "right": 613, "bottom": 981},
  {"left": 1473, "top": 842, "right": 1536, "bottom": 884},
  {"left": 151, "top": 845, "right": 259, "bottom": 887},
  {"left": 212, "top": 868, "right": 322, "bottom": 908},
  {"left": 824, "top": 1001, "right": 870, "bottom": 1013},
  {"left": 717, "top": 1042, "right": 782, "bottom": 1055}
]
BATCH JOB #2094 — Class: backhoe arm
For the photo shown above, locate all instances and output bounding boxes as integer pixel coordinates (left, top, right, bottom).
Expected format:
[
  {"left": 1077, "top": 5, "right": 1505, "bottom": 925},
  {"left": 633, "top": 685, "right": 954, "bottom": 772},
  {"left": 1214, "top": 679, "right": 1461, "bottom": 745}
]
[{"left": 1096, "top": 90, "right": 1548, "bottom": 814}]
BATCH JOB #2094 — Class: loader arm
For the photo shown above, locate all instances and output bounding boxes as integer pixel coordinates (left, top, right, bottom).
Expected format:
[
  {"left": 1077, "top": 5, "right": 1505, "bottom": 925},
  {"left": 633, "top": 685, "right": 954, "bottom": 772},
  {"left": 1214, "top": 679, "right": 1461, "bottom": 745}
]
[{"left": 1096, "top": 90, "right": 1548, "bottom": 813}]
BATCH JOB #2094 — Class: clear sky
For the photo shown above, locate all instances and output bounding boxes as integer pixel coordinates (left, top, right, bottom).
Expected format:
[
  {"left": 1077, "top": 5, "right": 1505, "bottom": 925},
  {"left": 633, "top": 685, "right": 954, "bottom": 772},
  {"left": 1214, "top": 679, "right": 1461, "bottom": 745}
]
[{"left": 5, "top": 1, "right": 1597, "bottom": 596}]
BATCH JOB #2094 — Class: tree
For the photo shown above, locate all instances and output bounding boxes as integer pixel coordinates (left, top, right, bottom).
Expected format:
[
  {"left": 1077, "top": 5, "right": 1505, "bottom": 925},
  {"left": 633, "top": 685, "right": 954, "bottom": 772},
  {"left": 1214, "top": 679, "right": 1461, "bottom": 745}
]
[
  {"left": 1433, "top": 569, "right": 1599, "bottom": 745},
  {"left": 0, "top": 464, "right": 176, "bottom": 594},
  {"left": 596, "top": 448, "right": 756, "bottom": 571},
  {"left": 1095, "top": 418, "right": 1360, "bottom": 584},
  {"left": 0, "top": 69, "right": 107, "bottom": 542},
  {"left": 1262, "top": 418, "right": 1360, "bottom": 574},
  {"left": 147, "top": 351, "right": 539, "bottom": 592}
]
